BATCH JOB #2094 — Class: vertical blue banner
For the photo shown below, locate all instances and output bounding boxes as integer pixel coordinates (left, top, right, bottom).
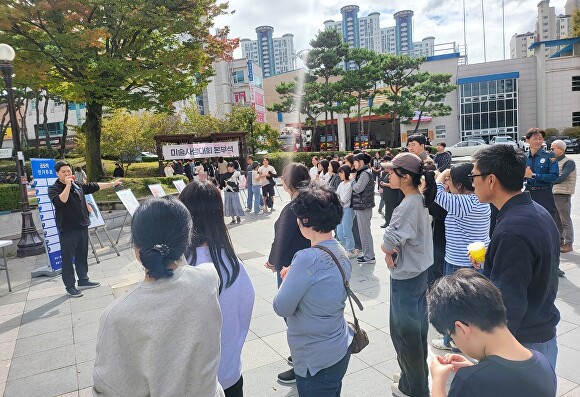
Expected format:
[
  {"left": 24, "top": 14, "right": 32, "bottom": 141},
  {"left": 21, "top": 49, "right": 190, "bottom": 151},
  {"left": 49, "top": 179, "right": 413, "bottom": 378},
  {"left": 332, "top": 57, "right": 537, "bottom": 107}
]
[{"left": 31, "top": 158, "right": 62, "bottom": 271}]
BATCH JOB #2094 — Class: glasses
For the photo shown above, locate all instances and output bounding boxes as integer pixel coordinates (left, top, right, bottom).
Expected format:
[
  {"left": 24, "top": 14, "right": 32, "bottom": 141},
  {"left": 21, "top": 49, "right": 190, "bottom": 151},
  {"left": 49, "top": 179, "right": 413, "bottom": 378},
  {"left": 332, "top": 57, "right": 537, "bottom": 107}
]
[{"left": 467, "top": 173, "right": 490, "bottom": 183}]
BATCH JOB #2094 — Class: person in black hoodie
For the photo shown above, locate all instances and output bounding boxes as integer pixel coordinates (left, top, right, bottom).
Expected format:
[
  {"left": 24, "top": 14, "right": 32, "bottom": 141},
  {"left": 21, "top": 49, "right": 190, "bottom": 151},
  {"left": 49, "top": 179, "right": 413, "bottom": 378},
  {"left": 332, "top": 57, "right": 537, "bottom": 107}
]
[
  {"left": 48, "top": 161, "right": 122, "bottom": 297},
  {"left": 471, "top": 145, "right": 560, "bottom": 369}
]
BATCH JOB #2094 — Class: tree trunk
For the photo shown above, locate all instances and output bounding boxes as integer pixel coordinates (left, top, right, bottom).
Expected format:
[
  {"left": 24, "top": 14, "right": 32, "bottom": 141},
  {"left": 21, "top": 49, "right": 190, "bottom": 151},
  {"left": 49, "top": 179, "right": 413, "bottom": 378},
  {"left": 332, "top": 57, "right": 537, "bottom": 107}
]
[
  {"left": 42, "top": 89, "right": 54, "bottom": 156},
  {"left": 17, "top": 97, "right": 29, "bottom": 151},
  {"left": 0, "top": 108, "right": 8, "bottom": 148},
  {"left": 34, "top": 91, "right": 41, "bottom": 156},
  {"left": 413, "top": 110, "right": 423, "bottom": 134},
  {"left": 60, "top": 101, "right": 69, "bottom": 158},
  {"left": 83, "top": 101, "right": 105, "bottom": 181}
]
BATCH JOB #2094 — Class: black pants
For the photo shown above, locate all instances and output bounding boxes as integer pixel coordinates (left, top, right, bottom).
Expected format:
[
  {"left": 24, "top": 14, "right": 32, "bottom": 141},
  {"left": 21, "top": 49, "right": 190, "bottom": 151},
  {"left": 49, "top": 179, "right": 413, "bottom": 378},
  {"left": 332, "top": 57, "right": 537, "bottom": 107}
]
[
  {"left": 390, "top": 270, "right": 430, "bottom": 397},
  {"left": 352, "top": 214, "right": 362, "bottom": 250},
  {"left": 224, "top": 375, "right": 243, "bottom": 397},
  {"left": 529, "top": 188, "right": 556, "bottom": 219},
  {"left": 59, "top": 227, "right": 90, "bottom": 288},
  {"left": 261, "top": 184, "right": 275, "bottom": 208}
]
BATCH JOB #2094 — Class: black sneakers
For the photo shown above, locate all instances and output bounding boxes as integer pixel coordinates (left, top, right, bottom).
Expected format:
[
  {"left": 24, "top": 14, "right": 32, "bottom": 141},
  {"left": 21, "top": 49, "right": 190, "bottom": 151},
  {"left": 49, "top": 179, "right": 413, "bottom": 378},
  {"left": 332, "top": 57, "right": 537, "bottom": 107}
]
[
  {"left": 357, "top": 257, "right": 376, "bottom": 264},
  {"left": 277, "top": 368, "right": 296, "bottom": 384},
  {"left": 66, "top": 287, "right": 83, "bottom": 298},
  {"left": 77, "top": 280, "right": 101, "bottom": 290}
]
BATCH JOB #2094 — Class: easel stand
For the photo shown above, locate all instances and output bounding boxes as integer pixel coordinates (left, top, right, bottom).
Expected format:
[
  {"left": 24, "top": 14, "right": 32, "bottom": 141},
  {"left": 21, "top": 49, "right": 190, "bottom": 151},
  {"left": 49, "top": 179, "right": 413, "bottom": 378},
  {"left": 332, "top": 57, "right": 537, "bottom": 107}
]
[
  {"left": 89, "top": 225, "right": 120, "bottom": 264},
  {"left": 115, "top": 211, "right": 131, "bottom": 244}
]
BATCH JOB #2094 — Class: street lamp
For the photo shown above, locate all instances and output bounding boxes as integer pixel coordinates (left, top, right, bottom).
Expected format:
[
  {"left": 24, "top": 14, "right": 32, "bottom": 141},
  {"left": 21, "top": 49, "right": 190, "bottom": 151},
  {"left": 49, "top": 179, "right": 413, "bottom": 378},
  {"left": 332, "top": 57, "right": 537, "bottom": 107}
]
[{"left": 0, "top": 43, "right": 44, "bottom": 257}]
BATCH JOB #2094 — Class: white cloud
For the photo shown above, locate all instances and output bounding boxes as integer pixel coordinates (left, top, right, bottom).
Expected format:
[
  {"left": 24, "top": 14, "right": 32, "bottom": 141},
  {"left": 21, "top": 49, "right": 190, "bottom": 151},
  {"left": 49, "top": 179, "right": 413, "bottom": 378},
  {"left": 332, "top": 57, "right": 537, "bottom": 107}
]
[{"left": 214, "top": 0, "right": 568, "bottom": 64}]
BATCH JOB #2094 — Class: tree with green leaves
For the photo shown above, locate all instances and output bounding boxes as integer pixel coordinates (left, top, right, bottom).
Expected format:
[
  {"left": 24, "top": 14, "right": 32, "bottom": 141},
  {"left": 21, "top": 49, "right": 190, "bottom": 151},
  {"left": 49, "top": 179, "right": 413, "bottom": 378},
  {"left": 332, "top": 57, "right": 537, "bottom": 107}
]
[
  {"left": 572, "top": 8, "right": 580, "bottom": 37},
  {"left": 306, "top": 29, "right": 349, "bottom": 150},
  {"left": 410, "top": 73, "right": 456, "bottom": 134},
  {"left": 0, "top": 0, "right": 236, "bottom": 180},
  {"left": 375, "top": 55, "right": 425, "bottom": 147}
]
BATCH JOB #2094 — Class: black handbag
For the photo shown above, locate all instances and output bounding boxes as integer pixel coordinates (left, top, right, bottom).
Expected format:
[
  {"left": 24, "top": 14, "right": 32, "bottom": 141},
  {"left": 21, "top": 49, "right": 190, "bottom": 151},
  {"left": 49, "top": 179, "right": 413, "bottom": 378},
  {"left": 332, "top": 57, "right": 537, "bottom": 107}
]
[{"left": 313, "top": 245, "right": 369, "bottom": 354}]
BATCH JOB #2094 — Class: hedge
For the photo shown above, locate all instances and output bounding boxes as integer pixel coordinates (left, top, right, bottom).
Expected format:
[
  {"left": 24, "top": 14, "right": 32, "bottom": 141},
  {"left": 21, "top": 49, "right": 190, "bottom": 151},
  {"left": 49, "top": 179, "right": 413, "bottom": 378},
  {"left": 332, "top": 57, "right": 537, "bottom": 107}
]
[
  {"left": 92, "top": 175, "right": 188, "bottom": 202},
  {"left": 0, "top": 184, "right": 21, "bottom": 211}
]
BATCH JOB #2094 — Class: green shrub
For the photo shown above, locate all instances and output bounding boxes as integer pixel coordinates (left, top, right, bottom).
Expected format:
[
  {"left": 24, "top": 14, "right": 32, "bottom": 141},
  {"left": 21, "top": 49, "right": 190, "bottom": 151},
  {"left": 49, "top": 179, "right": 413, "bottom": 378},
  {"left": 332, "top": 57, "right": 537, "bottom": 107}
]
[{"left": 0, "top": 184, "right": 21, "bottom": 211}]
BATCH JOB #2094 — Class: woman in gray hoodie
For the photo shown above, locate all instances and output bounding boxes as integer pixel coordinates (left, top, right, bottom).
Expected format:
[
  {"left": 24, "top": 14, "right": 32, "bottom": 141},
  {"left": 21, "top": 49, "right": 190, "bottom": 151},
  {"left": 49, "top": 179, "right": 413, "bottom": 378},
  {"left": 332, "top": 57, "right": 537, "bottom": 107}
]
[{"left": 381, "top": 152, "right": 436, "bottom": 397}]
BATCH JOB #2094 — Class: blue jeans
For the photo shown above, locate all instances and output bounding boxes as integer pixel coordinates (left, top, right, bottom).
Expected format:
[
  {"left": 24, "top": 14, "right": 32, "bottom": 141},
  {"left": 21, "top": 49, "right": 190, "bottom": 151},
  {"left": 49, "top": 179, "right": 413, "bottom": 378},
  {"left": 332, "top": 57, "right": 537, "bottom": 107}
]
[
  {"left": 295, "top": 348, "right": 351, "bottom": 397},
  {"left": 336, "top": 207, "right": 355, "bottom": 251},
  {"left": 523, "top": 335, "right": 558, "bottom": 370},
  {"left": 252, "top": 184, "right": 262, "bottom": 213}
]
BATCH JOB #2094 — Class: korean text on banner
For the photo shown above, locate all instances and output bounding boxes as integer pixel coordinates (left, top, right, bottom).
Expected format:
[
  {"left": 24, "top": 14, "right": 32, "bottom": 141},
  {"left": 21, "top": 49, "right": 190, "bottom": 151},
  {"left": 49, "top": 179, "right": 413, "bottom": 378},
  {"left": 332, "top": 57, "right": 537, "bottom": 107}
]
[
  {"left": 162, "top": 141, "right": 240, "bottom": 160},
  {"left": 31, "top": 158, "right": 62, "bottom": 272}
]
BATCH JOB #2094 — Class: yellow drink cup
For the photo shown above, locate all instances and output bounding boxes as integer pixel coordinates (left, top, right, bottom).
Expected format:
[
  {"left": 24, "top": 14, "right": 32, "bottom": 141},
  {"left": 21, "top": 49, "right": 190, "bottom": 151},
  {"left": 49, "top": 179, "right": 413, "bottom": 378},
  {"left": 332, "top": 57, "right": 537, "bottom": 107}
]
[{"left": 467, "top": 242, "right": 486, "bottom": 264}]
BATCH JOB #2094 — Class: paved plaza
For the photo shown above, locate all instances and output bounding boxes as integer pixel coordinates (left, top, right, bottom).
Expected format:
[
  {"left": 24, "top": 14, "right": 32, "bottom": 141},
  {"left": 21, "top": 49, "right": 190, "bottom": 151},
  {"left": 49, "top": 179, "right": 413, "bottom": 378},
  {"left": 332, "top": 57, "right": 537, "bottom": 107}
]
[{"left": 1, "top": 155, "right": 580, "bottom": 397}]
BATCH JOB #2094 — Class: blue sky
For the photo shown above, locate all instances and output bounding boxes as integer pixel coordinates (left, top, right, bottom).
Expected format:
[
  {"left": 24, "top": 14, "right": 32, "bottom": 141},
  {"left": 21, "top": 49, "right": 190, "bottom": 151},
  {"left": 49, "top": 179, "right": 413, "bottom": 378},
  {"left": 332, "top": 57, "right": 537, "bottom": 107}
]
[{"left": 214, "top": 0, "right": 568, "bottom": 64}]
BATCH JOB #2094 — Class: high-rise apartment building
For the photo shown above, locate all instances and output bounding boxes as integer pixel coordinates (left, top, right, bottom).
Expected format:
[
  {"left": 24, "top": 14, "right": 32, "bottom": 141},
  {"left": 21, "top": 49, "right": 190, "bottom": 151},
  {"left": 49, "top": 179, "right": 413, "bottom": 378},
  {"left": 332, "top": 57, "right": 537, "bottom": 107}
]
[
  {"left": 413, "top": 36, "right": 435, "bottom": 57},
  {"left": 380, "top": 26, "right": 397, "bottom": 54},
  {"left": 240, "top": 27, "right": 295, "bottom": 77},
  {"left": 394, "top": 10, "right": 414, "bottom": 56},
  {"left": 510, "top": 32, "right": 535, "bottom": 59},
  {"left": 511, "top": 0, "right": 574, "bottom": 59}
]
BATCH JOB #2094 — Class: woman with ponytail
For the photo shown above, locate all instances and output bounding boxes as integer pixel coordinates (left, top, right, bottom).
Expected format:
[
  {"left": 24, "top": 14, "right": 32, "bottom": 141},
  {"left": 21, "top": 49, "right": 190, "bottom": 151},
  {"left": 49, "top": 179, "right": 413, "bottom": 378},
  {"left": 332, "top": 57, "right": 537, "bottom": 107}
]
[
  {"left": 380, "top": 153, "right": 436, "bottom": 397},
  {"left": 93, "top": 197, "right": 224, "bottom": 397},
  {"left": 179, "top": 181, "right": 255, "bottom": 397}
]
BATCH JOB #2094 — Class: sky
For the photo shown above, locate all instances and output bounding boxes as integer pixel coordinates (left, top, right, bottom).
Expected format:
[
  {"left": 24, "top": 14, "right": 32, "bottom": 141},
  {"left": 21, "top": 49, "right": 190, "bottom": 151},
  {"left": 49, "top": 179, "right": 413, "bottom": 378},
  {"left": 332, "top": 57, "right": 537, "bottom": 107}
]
[{"left": 213, "top": 0, "right": 569, "bottom": 65}]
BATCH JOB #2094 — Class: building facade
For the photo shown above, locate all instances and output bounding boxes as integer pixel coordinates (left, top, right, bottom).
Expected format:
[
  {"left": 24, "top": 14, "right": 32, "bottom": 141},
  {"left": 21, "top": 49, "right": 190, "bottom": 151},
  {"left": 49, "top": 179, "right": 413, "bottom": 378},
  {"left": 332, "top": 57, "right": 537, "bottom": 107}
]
[
  {"left": 413, "top": 37, "right": 435, "bottom": 57},
  {"left": 394, "top": 10, "right": 414, "bottom": 56},
  {"left": 510, "top": 32, "right": 535, "bottom": 59},
  {"left": 240, "top": 27, "right": 295, "bottom": 77}
]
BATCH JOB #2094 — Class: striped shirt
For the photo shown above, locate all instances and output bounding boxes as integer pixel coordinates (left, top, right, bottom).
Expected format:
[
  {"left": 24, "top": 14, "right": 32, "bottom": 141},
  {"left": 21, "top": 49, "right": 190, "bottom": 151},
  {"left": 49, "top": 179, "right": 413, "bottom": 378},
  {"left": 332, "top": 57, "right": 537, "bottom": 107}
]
[{"left": 435, "top": 183, "right": 491, "bottom": 266}]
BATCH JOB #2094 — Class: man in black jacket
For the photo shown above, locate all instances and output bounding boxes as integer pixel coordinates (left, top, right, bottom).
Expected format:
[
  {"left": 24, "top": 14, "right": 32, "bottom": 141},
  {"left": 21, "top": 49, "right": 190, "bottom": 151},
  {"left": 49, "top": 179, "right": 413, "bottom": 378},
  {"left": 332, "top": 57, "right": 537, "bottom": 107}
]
[
  {"left": 471, "top": 145, "right": 560, "bottom": 369},
  {"left": 48, "top": 161, "right": 122, "bottom": 297}
]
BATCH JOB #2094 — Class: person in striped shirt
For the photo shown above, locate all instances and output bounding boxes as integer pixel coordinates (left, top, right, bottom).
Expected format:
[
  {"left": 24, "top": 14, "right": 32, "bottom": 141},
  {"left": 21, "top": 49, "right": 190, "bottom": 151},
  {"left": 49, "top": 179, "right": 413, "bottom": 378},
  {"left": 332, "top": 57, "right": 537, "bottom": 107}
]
[{"left": 431, "top": 163, "right": 491, "bottom": 351}]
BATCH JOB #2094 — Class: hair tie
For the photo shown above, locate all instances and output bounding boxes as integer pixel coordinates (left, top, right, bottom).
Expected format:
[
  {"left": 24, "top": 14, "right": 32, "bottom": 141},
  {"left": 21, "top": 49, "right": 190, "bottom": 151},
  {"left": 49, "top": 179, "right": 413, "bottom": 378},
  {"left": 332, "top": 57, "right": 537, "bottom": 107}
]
[{"left": 152, "top": 244, "right": 170, "bottom": 257}]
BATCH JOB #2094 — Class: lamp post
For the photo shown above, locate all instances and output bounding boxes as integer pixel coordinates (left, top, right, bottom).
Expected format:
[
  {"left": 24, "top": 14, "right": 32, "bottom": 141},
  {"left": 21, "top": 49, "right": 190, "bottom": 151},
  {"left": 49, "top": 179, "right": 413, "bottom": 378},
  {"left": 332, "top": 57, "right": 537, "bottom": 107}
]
[{"left": 0, "top": 43, "right": 44, "bottom": 257}]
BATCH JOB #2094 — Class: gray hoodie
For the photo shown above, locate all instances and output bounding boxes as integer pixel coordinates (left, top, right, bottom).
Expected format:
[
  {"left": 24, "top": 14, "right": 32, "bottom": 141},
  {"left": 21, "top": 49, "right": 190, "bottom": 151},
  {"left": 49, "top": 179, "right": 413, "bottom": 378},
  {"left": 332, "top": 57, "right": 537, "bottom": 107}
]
[{"left": 382, "top": 193, "right": 433, "bottom": 280}]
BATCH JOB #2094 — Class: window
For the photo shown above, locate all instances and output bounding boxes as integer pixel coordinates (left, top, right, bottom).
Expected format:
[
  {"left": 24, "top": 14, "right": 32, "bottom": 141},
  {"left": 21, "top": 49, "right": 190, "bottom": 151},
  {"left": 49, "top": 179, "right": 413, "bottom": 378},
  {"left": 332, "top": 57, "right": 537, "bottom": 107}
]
[
  {"left": 232, "top": 71, "right": 244, "bottom": 84},
  {"left": 573, "top": 76, "right": 580, "bottom": 91},
  {"left": 435, "top": 125, "right": 446, "bottom": 138},
  {"left": 573, "top": 112, "right": 580, "bottom": 127},
  {"left": 35, "top": 122, "right": 64, "bottom": 137}
]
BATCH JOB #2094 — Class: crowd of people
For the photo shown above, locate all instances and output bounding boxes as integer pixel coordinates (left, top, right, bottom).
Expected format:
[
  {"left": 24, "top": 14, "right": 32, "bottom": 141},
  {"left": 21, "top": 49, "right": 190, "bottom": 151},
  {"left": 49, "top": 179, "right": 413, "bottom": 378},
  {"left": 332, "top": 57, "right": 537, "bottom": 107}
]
[{"left": 44, "top": 126, "right": 576, "bottom": 396}]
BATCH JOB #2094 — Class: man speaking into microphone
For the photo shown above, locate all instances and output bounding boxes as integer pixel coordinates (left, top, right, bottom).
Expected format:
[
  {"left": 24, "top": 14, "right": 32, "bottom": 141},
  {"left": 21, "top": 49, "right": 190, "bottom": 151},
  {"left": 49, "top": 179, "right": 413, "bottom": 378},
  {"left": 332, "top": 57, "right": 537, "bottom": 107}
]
[{"left": 48, "top": 161, "right": 122, "bottom": 297}]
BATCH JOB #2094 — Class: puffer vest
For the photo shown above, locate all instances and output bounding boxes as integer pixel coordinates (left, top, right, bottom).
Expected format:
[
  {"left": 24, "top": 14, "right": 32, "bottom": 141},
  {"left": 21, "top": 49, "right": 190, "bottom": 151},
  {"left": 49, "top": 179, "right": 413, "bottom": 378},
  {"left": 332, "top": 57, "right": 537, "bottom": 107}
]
[{"left": 553, "top": 157, "right": 576, "bottom": 195}]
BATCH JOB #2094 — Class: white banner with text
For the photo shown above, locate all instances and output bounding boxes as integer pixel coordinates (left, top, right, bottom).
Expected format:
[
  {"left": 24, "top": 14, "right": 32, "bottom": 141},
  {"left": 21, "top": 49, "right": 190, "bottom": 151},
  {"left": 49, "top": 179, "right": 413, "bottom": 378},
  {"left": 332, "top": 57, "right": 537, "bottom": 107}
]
[{"left": 162, "top": 141, "right": 239, "bottom": 160}]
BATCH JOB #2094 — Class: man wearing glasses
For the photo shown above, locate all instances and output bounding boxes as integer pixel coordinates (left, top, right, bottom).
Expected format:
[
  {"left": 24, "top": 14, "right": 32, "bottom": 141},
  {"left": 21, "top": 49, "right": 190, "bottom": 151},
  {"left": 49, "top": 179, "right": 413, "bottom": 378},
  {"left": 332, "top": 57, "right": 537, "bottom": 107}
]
[{"left": 469, "top": 145, "right": 560, "bottom": 370}]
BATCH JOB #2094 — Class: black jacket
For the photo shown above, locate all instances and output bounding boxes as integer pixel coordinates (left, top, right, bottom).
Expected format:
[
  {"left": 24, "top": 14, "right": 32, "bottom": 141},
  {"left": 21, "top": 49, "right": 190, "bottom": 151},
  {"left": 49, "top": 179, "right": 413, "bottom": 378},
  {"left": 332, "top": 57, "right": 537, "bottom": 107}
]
[
  {"left": 484, "top": 192, "right": 560, "bottom": 343},
  {"left": 48, "top": 180, "right": 100, "bottom": 232},
  {"left": 268, "top": 203, "right": 310, "bottom": 271},
  {"left": 351, "top": 166, "right": 375, "bottom": 210}
]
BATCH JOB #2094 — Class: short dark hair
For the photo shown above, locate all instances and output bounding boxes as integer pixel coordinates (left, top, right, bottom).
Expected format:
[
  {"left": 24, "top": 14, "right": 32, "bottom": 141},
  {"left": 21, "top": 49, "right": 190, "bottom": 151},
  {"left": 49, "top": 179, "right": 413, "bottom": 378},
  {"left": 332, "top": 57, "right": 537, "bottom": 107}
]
[
  {"left": 292, "top": 184, "right": 343, "bottom": 233},
  {"left": 407, "top": 134, "right": 427, "bottom": 146},
  {"left": 330, "top": 160, "right": 340, "bottom": 174},
  {"left": 262, "top": 157, "right": 270, "bottom": 163},
  {"left": 131, "top": 197, "right": 192, "bottom": 280},
  {"left": 282, "top": 163, "right": 310, "bottom": 192},
  {"left": 437, "top": 142, "right": 447, "bottom": 148},
  {"left": 354, "top": 153, "right": 371, "bottom": 164},
  {"left": 472, "top": 145, "right": 526, "bottom": 193},
  {"left": 525, "top": 127, "right": 545, "bottom": 140},
  {"left": 344, "top": 154, "right": 354, "bottom": 167},
  {"left": 227, "top": 162, "right": 235, "bottom": 168},
  {"left": 338, "top": 164, "right": 351, "bottom": 180},
  {"left": 179, "top": 181, "right": 240, "bottom": 293},
  {"left": 247, "top": 155, "right": 254, "bottom": 161},
  {"left": 450, "top": 163, "right": 474, "bottom": 192},
  {"left": 352, "top": 149, "right": 362, "bottom": 154},
  {"left": 54, "top": 161, "right": 72, "bottom": 172},
  {"left": 428, "top": 269, "right": 507, "bottom": 335}
]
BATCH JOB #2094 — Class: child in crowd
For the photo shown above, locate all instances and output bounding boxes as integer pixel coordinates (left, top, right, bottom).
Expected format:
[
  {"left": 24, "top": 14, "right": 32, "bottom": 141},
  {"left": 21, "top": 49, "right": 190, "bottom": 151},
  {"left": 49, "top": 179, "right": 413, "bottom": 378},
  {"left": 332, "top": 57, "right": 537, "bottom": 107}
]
[{"left": 428, "top": 269, "right": 557, "bottom": 397}]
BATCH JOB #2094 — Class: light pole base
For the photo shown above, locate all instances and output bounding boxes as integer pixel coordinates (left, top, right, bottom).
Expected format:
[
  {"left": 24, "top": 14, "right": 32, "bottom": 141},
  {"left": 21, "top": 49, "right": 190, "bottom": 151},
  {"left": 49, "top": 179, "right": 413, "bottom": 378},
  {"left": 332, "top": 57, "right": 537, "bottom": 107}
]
[
  {"left": 31, "top": 264, "right": 61, "bottom": 278},
  {"left": 16, "top": 210, "right": 44, "bottom": 258}
]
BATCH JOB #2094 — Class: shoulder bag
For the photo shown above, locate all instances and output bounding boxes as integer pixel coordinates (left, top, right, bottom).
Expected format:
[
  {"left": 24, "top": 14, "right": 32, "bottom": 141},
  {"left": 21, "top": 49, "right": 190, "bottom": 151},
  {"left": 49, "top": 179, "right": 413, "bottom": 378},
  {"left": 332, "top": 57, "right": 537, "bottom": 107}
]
[{"left": 312, "top": 245, "right": 369, "bottom": 353}]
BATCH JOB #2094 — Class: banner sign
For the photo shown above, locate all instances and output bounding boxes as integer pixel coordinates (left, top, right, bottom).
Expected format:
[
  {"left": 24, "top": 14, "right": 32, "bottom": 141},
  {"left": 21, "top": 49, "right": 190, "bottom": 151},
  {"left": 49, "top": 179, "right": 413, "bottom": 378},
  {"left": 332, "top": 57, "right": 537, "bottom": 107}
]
[
  {"left": 247, "top": 59, "right": 254, "bottom": 82},
  {"left": 31, "top": 158, "right": 62, "bottom": 272},
  {"left": 162, "top": 141, "right": 239, "bottom": 160},
  {"left": 0, "top": 148, "right": 11, "bottom": 158}
]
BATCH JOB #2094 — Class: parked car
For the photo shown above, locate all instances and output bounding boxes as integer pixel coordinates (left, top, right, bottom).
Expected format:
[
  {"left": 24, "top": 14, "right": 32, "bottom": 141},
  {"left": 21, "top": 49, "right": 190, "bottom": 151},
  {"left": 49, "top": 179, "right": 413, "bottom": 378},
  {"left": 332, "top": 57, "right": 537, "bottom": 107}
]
[
  {"left": 447, "top": 140, "right": 490, "bottom": 157},
  {"left": 564, "top": 138, "right": 580, "bottom": 154},
  {"left": 490, "top": 136, "right": 518, "bottom": 148}
]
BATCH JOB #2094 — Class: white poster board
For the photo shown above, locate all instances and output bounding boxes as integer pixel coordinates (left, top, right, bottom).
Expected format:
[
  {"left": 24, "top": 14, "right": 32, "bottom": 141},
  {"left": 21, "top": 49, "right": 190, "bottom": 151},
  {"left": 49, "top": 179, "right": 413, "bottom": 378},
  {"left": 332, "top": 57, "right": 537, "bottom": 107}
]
[
  {"left": 116, "top": 189, "right": 140, "bottom": 216},
  {"left": 85, "top": 194, "right": 106, "bottom": 228},
  {"left": 148, "top": 184, "right": 166, "bottom": 197},
  {"left": 172, "top": 179, "right": 187, "bottom": 193}
]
